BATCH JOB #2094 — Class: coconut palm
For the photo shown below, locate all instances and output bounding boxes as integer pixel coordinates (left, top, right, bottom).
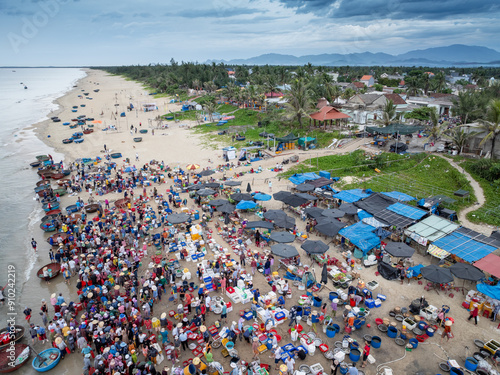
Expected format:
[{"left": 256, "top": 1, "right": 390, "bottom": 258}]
[
  {"left": 478, "top": 99, "right": 500, "bottom": 159},
  {"left": 444, "top": 127, "right": 479, "bottom": 154},
  {"left": 376, "top": 100, "right": 400, "bottom": 127},
  {"left": 427, "top": 107, "right": 447, "bottom": 143},
  {"left": 192, "top": 79, "right": 201, "bottom": 92},
  {"left": 405, "top": 76, "right": 421, "bottom": 97},
  {"left": 342, "top": 87, "right": 355, "bottom": 101},
  {"left": 452, "top": 92, "right": 481, "bottom": 124},
  {"left": 284, "top": 78, "right": 313, "bottom": 127},
  {"left": 326, "top": 84, "right": 342, "bottom": 105}
]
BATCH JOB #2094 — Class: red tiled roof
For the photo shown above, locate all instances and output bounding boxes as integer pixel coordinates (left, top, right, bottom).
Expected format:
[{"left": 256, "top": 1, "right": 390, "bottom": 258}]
[
  {"left": 265, "top": 92, "right": 284, "bottom": 98},
  {"left": 310, "top": 106, "right": 350, "bottom": 121},
  {"left": 361, "top": 75, "right": 373, "bottom": 81},
  {"left": 384, "top": 93, "right": 406, "bottom": 105},
  {"left": 353, "top": 82, "right": 365, "bottom": 88}
]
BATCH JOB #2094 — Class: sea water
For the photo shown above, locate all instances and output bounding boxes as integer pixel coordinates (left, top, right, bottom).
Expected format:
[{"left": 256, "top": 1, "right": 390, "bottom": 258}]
[{"left": 0, "top": 68, "right": 86, "bottom": 300}]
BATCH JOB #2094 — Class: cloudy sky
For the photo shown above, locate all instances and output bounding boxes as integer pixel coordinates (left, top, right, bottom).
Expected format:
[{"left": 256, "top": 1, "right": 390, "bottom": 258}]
[{"left": 1, "top": 0, "right": 499, "bottom": 66}]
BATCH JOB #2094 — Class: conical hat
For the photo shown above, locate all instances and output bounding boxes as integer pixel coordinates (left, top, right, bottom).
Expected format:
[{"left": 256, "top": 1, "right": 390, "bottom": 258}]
[
  {"left": 199, "top": 325, "right": 207, "bottom": 332},
  {"left": 161, "top": 312, "right": 167, "bottom": 319},
  {"left": 55, "top": 337, "right": 63, "bottom": 345}
]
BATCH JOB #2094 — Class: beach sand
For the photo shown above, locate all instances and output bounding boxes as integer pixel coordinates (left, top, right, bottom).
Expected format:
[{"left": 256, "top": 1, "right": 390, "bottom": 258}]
[{"left": 16, "top": 69, "right": 500, "bottom": 375}]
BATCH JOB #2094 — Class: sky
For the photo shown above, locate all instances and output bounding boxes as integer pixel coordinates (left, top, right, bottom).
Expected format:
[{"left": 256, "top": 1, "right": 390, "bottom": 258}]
[{"left": 1, "top": 0, "right": 499, "bottom": 66}]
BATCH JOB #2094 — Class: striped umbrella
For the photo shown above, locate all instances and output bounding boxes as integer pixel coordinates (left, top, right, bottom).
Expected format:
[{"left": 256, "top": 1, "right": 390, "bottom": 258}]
[{"left": 186, "top": 164, "right": 200, "bottom": 170}]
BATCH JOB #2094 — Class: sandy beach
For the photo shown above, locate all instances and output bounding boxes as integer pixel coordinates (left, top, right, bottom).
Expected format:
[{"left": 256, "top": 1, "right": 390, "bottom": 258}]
[{"left": 17, "top": 69, "right": 500, "bottom": 375}]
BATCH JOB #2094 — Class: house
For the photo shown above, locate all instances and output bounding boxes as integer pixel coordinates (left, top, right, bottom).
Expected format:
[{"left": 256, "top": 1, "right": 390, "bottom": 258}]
[
  {"left": 327, "top": 72, "right": 339, "bottom": 82},
  {"left": 342, "top": 94, "right": 388, "bottom": 124},
  {"left": 445, "top": 70, "right": 471, "bottom": 84},
  {"left": 380, "top": 73, "right": 404, "bottom": 81},
  {"left": 383, "top": 93, "right": 407, "bottom": 110},
  {"left": 347, "top": 81, "right": 366, "bottom": 91},
  {"left": 360, "top": 75, "right": 375, "bottom": 87},
  {"left": 309, "top": 106, "right": 350, "bottom": 127},
  {"left": 264, "top": 91, "right": 284, "bottom": 98},
  {"left": 226, "top": 68, "right": 236, "bottom": 80},
  {"left": 316, "top": 98, "right": 330, "bottom": 109},
  {"left": 461, "top": 122, "right": 500, "bottom": 158},
  {"left": 406, "top": 96, "right": 454, "bottom": 116}
]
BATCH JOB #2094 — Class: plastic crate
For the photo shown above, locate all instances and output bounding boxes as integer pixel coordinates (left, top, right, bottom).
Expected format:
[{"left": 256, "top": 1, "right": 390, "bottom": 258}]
[
  {"left": 365, "top": 299, "right": 375, "bottom": 308},
  {"left": 377, "top": 294, "right": 387, "bottom": 301},
  {"left": 244, "top": 312, "right": 253, "bottom": 320},
  {"left": 374, "top": 299, "right": 382, "bottom": 308},
  {"left": 275, "top": 312, "right": 286, "bottom": 321}
]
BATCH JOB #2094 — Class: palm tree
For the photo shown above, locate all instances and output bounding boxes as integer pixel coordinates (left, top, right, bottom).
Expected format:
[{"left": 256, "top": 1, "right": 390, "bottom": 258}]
[
  {"left": 405, "top": 76, "right": 421, "bottom": 97},
  {"left": 326, "top": 84, "right": 342, "bottom": 105},
  {"left": 376, "top": 100, "right": 400, "bottom": 127},
  {"left": 192, "top": 79, "right": 201, "bottom": 92},
  {"left": 427, "top": 107, "right": 447, "bottom": 143},
  {"left": 342, "top": 88, "right": 355, "bottom": 101},
  {"left": 284, "top": 78, "right": 313, "bottom": 128},
  {"left": 444, "top": 127, "right": 478, "bottom": 154},
  {"left": 478, "top": 99, "right": 500, "bottom": 159},
  {"left": 432, "top": 72, "right": 447, "bottom": 93},
  {"left": 452, "top": 92, "right": 481, "bottom": 124},
  {"left": 204, "top": 101, "right": 217, "bottom": 122}
]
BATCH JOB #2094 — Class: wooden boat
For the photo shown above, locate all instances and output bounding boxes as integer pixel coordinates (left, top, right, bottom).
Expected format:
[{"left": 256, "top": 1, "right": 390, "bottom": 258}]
[
  {"left": 63, "top": 122, "right": 70, "bottom": 126},
  {"left": 84, "top": 203, "right": 100, "bottom": 213},
  {"left": 42, "top": 202, "right": 59, "bottom": 212},
  {"left": 52, "top": 118, "right": 61, "bottom": 122},
  {"left": 62, "top": 138, "right": 73, "bottom": 144},
  {"left": 30, "top": 161, "right": 41, "bottom": 167},
  {"left": 67, "top": 213, "right": 81, "bottom": 224},
  {"left": 52, "top": 188, "right": 66, "bottom": 196},
  {"left": 57, "top": 179, "right": 70, "bottom": 186},
  {"left": 133, "top": 137, "right": 142, "bottom": 142},
  {"left": 35, "top": 155, "right": 49, "bottom": 161},
  {"left": 0, "top": 326, "right": 25, "bottom": 351},
  {"left": 61, "top": 170, "right": 71, "bottom": 176},
  {"left": 34, "top": 185, "right": 51, "bottom": 193},
  {"left": 46, "top": 232, "right": 68, "bottom": 245},
  {"left": 36, "top": 263, "right": 61, "bottom": 280},
  {"left": 74, "top": 138, "right": 84, "bottom": 144},
  {"left": 50, "top": 173, "right": 65, "bottom": 180},
  {"left": 110, "top": 153, "right": 122, "bottom": 159},
  {"left": 40, "top": 222, "right": 57, "bottom": 232},
  {"left": 115, "top": 197, "right": 131, "bottom": 209},
  {"left": 45, "top": 209, "right": 61, "bottom": 216},
  {"left": 83, "top": 129, "right": 93, "bottom": 134},
  {"left": 80, "top": 104, "right": 86, "bottom": 107},
  {"left": 0, "top": 343, "right": 30, "bottom": 373},
  {"left": 139, "top": 129, "right": 148, "bottom": 134},
  {"left": 32, "top": 348, "right": 61, "bottom": 372},
  {"left": 37, "top": 169, "right": 53, "bottom": 177},
  {"left": 235, "top": 136, "right": 246, "bottom": 141},
  {"left": 93, "top": 89, "right": 100, "bottom": 92},
  {"left": 40, "top": 197, "right": 57, "bottom": 205},
  {"left": 36, "top": 180, "right": 51, "bottom": 187},
  {"left": 65, "top": 204, "right": 79, "bottom": 213}
]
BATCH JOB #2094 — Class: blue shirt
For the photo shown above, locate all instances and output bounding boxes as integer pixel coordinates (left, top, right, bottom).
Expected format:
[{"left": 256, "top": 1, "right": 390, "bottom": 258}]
[{"left": 222, "top": 305, "right": 227, "bottom": 315}]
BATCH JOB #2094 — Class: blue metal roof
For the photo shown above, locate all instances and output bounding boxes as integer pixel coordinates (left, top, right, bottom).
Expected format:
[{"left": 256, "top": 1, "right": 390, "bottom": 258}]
[
  {"left": 334, "top": 189, "right": 371, "bottom": 203},
  {"left": 338, "top": 222, "right": 380, "bottom": 254},
  {"left": 387, "top": 202, "right": 427, "bottom": 220},
  {"left": 382, "top": 191, "right": 416, "bottom": 202},
  {"left": 432, "top": 232, "right": 496, "bottom": 262}
]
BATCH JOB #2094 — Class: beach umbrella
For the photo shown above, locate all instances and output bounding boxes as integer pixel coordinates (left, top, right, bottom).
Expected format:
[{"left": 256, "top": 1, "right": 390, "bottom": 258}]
[
  {"left": 217, "top": 203, "right": 236, "bottom": 214},
  {"left": 339, "top": 203, "right": 358, "bottom": 215},
  {"left": 231, "top": 193, "right": 252, "bottom": 202},
  {"left": 166, "top": 213, "right": 189, "bottom": 224},
  {"left": 196, "top": 188, "right": 216, "bottom": 196},
  {"left": 296, "top": 193, "right": 317, "bottom": 201},
  {"left": 316, "top": 216, "right": 342, "bottom": 224},
  {"left": 282, "top": 195, "right": 308, "bottom": 207},
  {"left": 271, "top": 244, "right": 299, "bottom": 258},
  {"left": 421, "top": 265, "right": 454, "bottom": 284},
  {"left": 295, "top": 183, "right": 315, "bottom": 192},
  {"left": 246, "top": 183, "right": 252, "bottom": 193},
  {"left": 236, "top": 200, "right": 257, "bottom": 210},
  {"left": 384, "top": 242, "right": 415, "bottom": 258},
  {"left": 301, "top": 240, "right": 329, "bottom": 254},
  {"left": 304, "top": 207, "right": 324, "bottom": 219},
  {"left": 208, "top": 199, "right": 228, "bottom": 207},
  {"left": 203, "top": 182, "right": 220, "bottom": 189},
  {"left": 254, "top": 193, "right": 272, "bottom": 201},
  {"left": 273, "top": 215, "right": 296, "bottom": 229},
  {"left": 225, "top": 181, "right": 242, "bottom": 186},
  {"left": 269, "top": 231, "right": 296, "bottom": 243},
  {"left": 315, "top": 221, "right": 347, "bottom": 237},
  {"left": 199, "top": 170, "right": 215, "bottom": 177},
  {"left": 449, "top": 263, "right": 485, "bottom": 281},
  {"left": 186, "top": 184, "right": 203, "bottom": 191},
  {"left": 273, "top": 191, "right": 292, "bottom": 202},
  {"left": 322, "top": 209, "right": 345, "bottom": 219},
  {"left": 186, "top": 164, "right": 200, "bottom": 170},
  {"left": 263, "top": 209, "right": 286, "bottom": 221},
  {"left": 246, "top": 221, "right": 274, "bottom": 230}
]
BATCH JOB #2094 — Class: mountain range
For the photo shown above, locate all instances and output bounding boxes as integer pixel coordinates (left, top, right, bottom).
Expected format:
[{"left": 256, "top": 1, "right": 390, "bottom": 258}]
[{"left": 207, "top": 45, "right": 500, "bottom": 67}]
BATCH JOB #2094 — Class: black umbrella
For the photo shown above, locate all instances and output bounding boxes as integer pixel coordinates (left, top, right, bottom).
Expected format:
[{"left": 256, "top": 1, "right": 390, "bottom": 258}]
[
  {"left": 273, "top": 191, "right": 292, "bottom": 202},
  {"left": 339, "top": 203, "right": 358, "bottom": 215},
  {"left": 225, "top": 180, "right": 242, "bottom": 186},
  {"left": 186, "top": 184, "right": 203, "bottom": 191},
  {"left": 217, "top": 203, "right": 236, "bottom": 213},
  {"left": 196, "top": 188, "right": 216, "bottom": 196},
  {"left": 296, "top": 193, "right": 318, "bottom": 201},
  {"left": 271, "top": 244, "right": 299, "bottom": 258},
  {"left": 304, "top": 207, "right": 324, "bottom": 219},
  {"left": 274, "top": 215, "right": 296, "bottom": 229},
  {"left": 421, "top": 265, "right": 454, "bottom": 284},
  {"left": 208, "top": 199, "right": 228, "bottom": 207},
  {"left": 322, "top": 209, "right": 345, "bottom": 219},
  {"left": 166, "top": 213, "right": 189, "bottom": 224},
  {"left": 246, "top": 183, "right": 252, "bottom": 193},
  {"left": 269, "top": 231, "right": 295, "bottom": 243},
  {"left": 315, "top": 221, "right": 347, "bottom": 237},
  {"left": 199, "top": 170, "right": 215, "bottom": 177},
  {"left": 263, "top": 209, "right": 286, "bottom": 220},
  {"left": 301, "top": 240, "right": 329, "bottom": 254},
  {"left": 295, "top": 183, "right": 315, "bottom": 192},
  {"left": 449, "top": 263, "right": 485, "bottom": 281},
  {"left": 321, "top": 264, "right": 328, "bottom": 284},
  {"left": 282, "top": 194, "right": 308, "bottom": 207},
  {"left": 316, "top": 216, "right": 342, "bottom": 224},
  {"left": 203, "top": 182, "right": 220, "bottom": 189},
  {"left": 230, "top": 193, "right": 252, "bottom": 202},
  {"left": 246, "top": 221, "right": 274, "bottom": 230},
  {"left": 384, "top": 242, "right": 415, "bottom": 258}
]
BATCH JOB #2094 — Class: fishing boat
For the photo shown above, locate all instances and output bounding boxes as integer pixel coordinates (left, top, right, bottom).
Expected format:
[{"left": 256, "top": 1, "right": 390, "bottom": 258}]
[
  {"left": 30, "top": 161, "right": 41, "bottom": 168},
  {"left": 93, "top": 89, "right": 100, "bottom": 92},
  {"left": 36, "top": 180, "right": 51, "bottom": 187},
  {"left": 62, "top": 122, "right": 70, "bottom": 126},
  {"left": 52, "top": 188, "right": 66, "bottom": 196},
  {"left": 36, "top": 263, "right": 61, "bottom": 280},
  {"left": 44, "top": 209, "right": 61, "bottom": 217},
  {"left": 40, "top": 222, "right": 57, "bottom": 232},
  {"left": 34, "top": 185, "right": 51, "bottom": 193},
  {"left": 0, "top": 326, "right": 25, "bottom": 351},
  {"left": 133, "top": 137, "right": 142, "bottom": 142},
  {"left": 57, "top": 179, "right": 70, "bottom": 186},
  {"left": 84, "top": 203, "right": 100, "bottom": 213},
  {"left": 40, "top": 197, "right": 57, "bottom": 205},
  {"left": 110, "top": 153, "right": 122, "bottom": 159},
  {"left": 32, "top": 348, "right": 60, "bottom": 372},
  {"left": 139, "top": 129, "right": 148, "bottom": 134},
  {"left": 83, "top": 129, "right": 93, "bottom": 134},
  {"left": 74, "top": 138, "right": 84, "bottom": 144},
  {"left": 52, "top": 118, "right": 60, "bottom": 122},
  {"left": 67, "top": 213, "right": 81, "bottom": 225},
  {"left": 115, "top": 197, "right": 131, "bottom": 209},
  {"left": 35, "top": 155, "right": 49, "bottom": 161},
  {"left": 46, "top": 232, "right": 68, "bottom": 245},
  {"left": 80, "top": 104, "right": 86, "bottom": 107},
  {"left": 66, "top": 204, "right": 79, "bottom": 213},
  {"left": 50, "top": 173, "right": 65, "bottom": 180},
  {"left": 62, "top": 138, "right": 73, "bottom": 144},
  {"left": 42, "top": 202, "right": 59, "bottom": 212},
  {"left": 0, "top": 343, "right": 30, "bottom": 373}
]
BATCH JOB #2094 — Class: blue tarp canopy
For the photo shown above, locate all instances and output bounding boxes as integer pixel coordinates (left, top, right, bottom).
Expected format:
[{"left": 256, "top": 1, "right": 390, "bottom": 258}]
[
  {"left": 382, "top": 191, "right": 415, "bottom": 202},
  {"left": 387, "top": 202, "right": 427, "bottom": 220},
  {"left": 408, "top": 264, "right": 424, "bottom": 276},
  {"left": 432, "top": 232, "right": 496, "bottom": 262},
  {"left": 334, "top": 189, "right": 371, "bottom": 203},
  {"left": 476, "top": 283, "right": 500, "bottom": 300},
  {"left": 288, "top": 173, "right": 321, "bottom": 185},
  {"left": 338, "top": 222, "right": 380, "bottom": 254},
  {"left": 357, "top": 210, "right": 372, "bottom": 221}
]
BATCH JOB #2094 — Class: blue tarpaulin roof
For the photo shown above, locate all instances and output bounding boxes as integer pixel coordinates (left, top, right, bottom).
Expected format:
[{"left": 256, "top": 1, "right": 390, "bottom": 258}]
[
  {"left": 477, "top": 283, "right": 500, "bottom": 300},
  {"left": 432, "top": 232, "right": 496, "bottom": 262},
  {"left": 387, "top": 202, "right": 427, "bottom": 220},
  {"left": 382, "top": 191, "right": 416, "bottom": 202},
  {"left": 288, "top": 173, "right": 321, "bottom": 185},
  {"left": 357, "top": 210, "right": 372, "bottom": 221},
  {"left": 338, "top": 222, "right": 380, "bottom": 254},
  {"left": 334, "top": 189, "right": 371, "bottom": 203},
  {"left": 408, "top": 264, "right": 424, "bottom": 276}
]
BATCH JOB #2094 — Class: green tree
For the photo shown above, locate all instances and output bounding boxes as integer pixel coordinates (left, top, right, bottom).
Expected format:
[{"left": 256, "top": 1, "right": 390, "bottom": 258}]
[
  {"left": 373, "top": 83, "right": 384, "bottom": 91},
  {"left": 203, "top": 97, "right": 217, "bottom": 122},
  {"left": 376, "top": 100, "right": 400, "bottom": 127},
  {"left": 284, "top": 78, "right": 313, "bottom": 128},
  {"left": 452, "top": 92, "right": 481, "bottom": 124},
  {"left": 405, "top": 76, "right": 421, "bottom": 96},
  {"left": 478, "top": 99, "right": 500, "bottom": 159},
  {"left": 444, "top": 127, "right": 478, "bottom": 154},
  {"left": 342, "top": 88, "right": 355, "bottom": 101},
  {"left": 427, "top": 107, "right": 447, "bottom": 143}
]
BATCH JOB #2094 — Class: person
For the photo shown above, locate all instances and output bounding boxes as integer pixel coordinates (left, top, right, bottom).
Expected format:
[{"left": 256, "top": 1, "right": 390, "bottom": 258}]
[
  {"left": 331, "top": 299, "right": 338, "bottom": 318},
  {"left": 251, "top": 258, "right": 257, "bottom": 275},
  {"left": 348, "top": 363, "right": 358, "bottom": 375},
  {"left": 331, "top": 359, "right": 339, "bottom": 375},
  {"left": 297, "top": 347, "right": 307, "bottom": 360},
  {"left": 252, "top": 337, "right": 260, "bottom": 359},
  {"left": 361, "top": 341, "right": 370, "bottom": 368},
  {"left": 136, "top": 153, "right": 139, "bottom": 161},
  {"left": 285, "top": 354, "right": 295, "bottom": 374},
  {"left": 400, "top": 268, "right": 406, "bottom": 285},
  {"left": 255, "top": 230, "right": 261, "bottom": 247},
  {"left": 31, "top": 238, "right": 37, "bottom": 252},
  {"left": 440, "top": 320, "right": 452, "bottom": 343},
  {"left": 23, "top": 307, "right": 32, "bottom": 324},
  {"left": 468, "top": 304, "right": 479, "bottom": 325},
  {"left": 491, "top": 302, "right": 500, "bottom": 322},
  {"left": 437, "top": 308, "right": 445, "bottom": 326},
  {"left": 83, "top": 353, "right": 92, "bottom": 375},
  {"left": 271, "top": 346, "right": 282, "bottom": 370},
  {"left": 221, "top": 303, "right": 227, "bottom": 324},
  {"left": 268, "top": 180, "right": 272, "bottom": 192}
]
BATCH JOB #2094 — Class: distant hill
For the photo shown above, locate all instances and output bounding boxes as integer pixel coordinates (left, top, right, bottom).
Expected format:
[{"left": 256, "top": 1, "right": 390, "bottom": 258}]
[{"left": 208, "top": 45, "right": 500, "bottom": 67}]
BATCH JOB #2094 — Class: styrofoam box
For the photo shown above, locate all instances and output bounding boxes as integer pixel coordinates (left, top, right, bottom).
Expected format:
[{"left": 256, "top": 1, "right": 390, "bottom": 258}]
[
  {"left": 367, "top": 354, "right": 376, "bottom": 364},
  {"left": 374, "top": 299, "right": 382, "bottom": 307},
  {"left": 377, "top": 294, "right": 386, "bottom": 301}
]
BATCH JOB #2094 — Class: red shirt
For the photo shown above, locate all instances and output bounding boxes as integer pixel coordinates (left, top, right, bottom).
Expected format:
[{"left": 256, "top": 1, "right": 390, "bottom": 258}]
[{"left": 364, "top": 345, "right": 370, "bottom": 356}]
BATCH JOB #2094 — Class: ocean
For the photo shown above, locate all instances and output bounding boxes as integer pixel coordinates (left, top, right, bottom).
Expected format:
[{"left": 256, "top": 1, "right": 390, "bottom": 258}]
[{"left": 0, "top": 68, "right": 86, "bottom": 316}]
